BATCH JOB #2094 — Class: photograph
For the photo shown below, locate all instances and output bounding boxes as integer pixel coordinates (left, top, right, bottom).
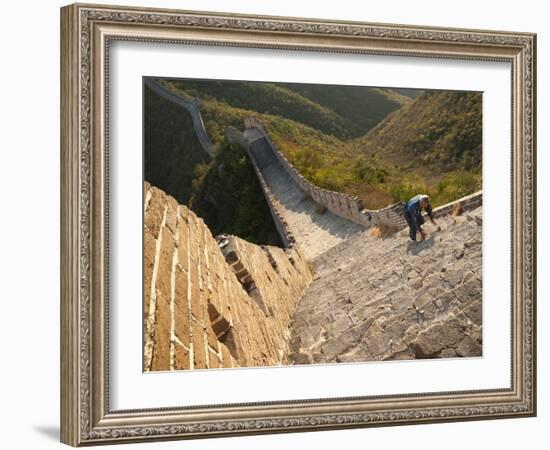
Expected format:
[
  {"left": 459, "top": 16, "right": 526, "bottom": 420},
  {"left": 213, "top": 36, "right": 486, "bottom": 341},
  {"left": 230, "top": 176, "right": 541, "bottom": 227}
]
[{"left": 142, "top": 77, "right": 483, "bottom": 372}]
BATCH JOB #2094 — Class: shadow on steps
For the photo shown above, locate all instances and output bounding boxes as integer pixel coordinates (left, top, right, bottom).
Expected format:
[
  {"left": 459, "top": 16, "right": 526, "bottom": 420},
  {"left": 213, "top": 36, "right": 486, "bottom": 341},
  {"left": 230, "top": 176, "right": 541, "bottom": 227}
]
[{"left": 407, "top": 235, "right": 435, "bottom": 255}]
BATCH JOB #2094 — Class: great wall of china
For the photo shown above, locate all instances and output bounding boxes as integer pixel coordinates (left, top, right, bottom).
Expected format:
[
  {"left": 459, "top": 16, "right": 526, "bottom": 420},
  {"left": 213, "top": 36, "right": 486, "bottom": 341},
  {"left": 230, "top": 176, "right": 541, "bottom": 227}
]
[{"left": 144, "top": 84, "right": 483, "bottom": 371}]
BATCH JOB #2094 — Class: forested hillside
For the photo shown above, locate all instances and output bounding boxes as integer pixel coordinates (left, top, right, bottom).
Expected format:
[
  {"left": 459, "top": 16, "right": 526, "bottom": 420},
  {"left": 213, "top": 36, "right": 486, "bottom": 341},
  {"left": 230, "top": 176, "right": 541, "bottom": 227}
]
[
  {"left": 351, "top": 90, "right": 482, "bottom": 205},
  {"left": 164, "top": 78, "right": 409, "bottom": 139},
  {"left": 356, "top": 90, "right": 482, "bottom": 173},
  {"left": 165, "top": 78, "right": 350, "bottom": 139},
  {"left": 281, "top": 82, "right": 412, "bottom": 137}
]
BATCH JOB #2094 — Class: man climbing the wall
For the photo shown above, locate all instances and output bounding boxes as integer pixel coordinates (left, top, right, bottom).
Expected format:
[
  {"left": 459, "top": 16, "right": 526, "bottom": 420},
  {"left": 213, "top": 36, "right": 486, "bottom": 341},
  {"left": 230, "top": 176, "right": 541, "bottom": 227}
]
[{"left": 403, "top": 194, "right": 438, "bottom": 242}]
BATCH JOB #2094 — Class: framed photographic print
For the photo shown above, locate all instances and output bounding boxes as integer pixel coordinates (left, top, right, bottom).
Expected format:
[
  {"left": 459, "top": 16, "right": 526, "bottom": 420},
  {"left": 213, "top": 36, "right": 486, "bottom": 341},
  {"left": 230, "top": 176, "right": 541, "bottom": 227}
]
[{"left": 60, "top": 3, "right": 537, "bottom": 446}]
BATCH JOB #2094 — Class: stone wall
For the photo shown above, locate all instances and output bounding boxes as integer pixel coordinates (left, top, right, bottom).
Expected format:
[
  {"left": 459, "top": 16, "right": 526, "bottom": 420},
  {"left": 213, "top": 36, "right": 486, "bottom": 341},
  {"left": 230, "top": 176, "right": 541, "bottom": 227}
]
[{"left": 143, "top": 182, "right": 312, "bottom": 371}]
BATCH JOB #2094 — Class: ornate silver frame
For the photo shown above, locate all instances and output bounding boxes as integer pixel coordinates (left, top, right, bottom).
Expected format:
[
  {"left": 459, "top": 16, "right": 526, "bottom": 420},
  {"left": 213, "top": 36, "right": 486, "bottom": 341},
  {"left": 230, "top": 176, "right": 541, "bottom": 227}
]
[{"left": 60, "top": 3, "right": 536, "bottom": 446}]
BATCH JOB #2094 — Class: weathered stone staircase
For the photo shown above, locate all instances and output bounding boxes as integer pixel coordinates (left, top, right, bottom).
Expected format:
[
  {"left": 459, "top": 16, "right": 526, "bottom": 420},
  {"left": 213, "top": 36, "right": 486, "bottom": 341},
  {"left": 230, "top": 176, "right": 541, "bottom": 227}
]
[
  {"left": 244, "top": 128, "right": 364, "bottom": 259},
  {"left": 287, "top": 207, "right": 483, "bottom": 364}
]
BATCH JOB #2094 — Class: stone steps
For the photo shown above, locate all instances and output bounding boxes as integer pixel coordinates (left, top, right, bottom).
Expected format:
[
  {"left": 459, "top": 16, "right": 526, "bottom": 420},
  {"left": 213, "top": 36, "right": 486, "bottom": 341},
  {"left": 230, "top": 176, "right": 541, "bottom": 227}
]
[
  {"left": 288, "top": 207, "right": 483, "bottom": 364},
  {"left": 248, "top": 137, "right": 365, "bottom": 259}
]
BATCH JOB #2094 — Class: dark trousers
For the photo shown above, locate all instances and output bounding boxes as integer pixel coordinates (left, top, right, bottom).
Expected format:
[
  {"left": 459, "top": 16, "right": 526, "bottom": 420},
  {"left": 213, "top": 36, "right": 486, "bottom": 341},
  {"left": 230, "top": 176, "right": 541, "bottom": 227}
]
[{"left": 404, "top": 208, "right": 425, "bottom": 241}]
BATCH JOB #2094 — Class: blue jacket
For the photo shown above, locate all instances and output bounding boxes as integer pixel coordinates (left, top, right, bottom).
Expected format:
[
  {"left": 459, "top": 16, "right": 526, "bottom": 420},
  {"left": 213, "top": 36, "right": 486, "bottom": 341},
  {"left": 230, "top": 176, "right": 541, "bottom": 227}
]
[{"left": 405, "top": 195, "right": 433, "bottom": 219}]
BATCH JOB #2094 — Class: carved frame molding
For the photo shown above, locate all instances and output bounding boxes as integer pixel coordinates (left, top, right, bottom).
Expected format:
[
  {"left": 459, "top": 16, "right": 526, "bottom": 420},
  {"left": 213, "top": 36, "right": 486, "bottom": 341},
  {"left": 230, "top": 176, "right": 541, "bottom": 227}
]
[{"left": 60, "top": 3, "right": 536, "bottom": 446}]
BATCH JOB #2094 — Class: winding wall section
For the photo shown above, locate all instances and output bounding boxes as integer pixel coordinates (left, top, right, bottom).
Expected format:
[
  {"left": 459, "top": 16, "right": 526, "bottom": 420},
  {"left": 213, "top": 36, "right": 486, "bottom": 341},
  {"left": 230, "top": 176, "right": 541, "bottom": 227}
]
[
  {"left": 228, "top": 117, "right": 482, "bottom": 258},
  {"left": 144, "top": 78, "right": 215, "bottom": 158},
  {"left": 227, "top": 126, "right": 364, "bottom": 259}
]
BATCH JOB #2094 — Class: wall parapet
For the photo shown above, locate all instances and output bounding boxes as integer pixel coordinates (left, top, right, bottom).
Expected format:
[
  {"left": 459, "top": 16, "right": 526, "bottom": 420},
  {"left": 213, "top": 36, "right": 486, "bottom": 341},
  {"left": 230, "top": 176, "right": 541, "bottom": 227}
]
[{"left": 432, "top": 191, "right": 483, "bottom": 218}]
